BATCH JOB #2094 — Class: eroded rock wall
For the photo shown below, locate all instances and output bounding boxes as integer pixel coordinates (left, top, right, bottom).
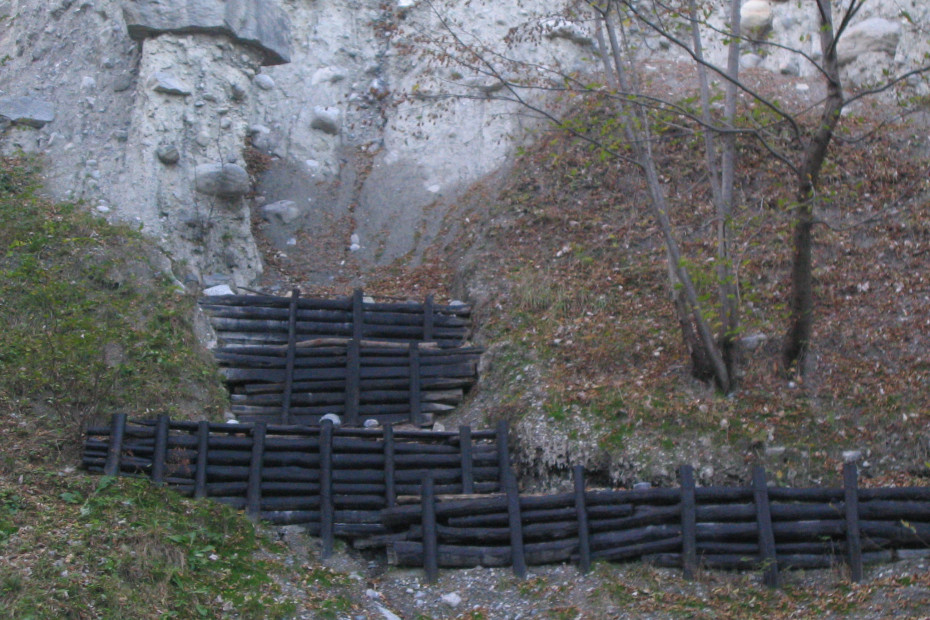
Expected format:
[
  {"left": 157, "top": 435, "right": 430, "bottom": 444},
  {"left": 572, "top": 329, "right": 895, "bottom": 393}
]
[{"left": 0, "top": 0, "right": 927, "bottom": 288}]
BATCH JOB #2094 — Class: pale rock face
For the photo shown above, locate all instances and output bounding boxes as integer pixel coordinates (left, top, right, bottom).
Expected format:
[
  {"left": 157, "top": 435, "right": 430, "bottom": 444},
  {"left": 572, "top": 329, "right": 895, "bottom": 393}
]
[{"left": 0, "top": 0, "right": 927, "bottom": 288}]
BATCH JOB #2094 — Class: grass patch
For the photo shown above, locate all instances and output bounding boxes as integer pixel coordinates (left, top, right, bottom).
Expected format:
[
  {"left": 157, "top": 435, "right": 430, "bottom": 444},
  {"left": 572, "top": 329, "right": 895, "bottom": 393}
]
[
  {"left": 0, "top": 156, "right": 227, "bottom": 450},
  {"left": 0, "top": 475, "right": 297, "bottom": 618},
  {"left": 0, "top": 156, "right": 305, "bottom": 618}
]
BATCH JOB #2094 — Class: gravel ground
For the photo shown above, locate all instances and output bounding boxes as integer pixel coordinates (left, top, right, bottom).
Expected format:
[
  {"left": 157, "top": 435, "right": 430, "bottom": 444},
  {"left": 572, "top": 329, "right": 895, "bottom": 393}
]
[{"left": 259, "top": 523, "right": 930, "bottom": 619}]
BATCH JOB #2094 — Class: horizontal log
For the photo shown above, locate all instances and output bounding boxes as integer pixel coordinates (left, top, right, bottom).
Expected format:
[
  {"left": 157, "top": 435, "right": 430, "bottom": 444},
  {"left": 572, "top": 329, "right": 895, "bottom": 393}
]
[
  {"left": 87, "top": 445, "right": 495, "bottom": 470},
  {"left": 230, "top": 403, "right": 453, "bottom": 416},
  {"left": 220, "top": 362, "right": 477, "bottom": 384},
  {"left": 648, "top": 551, "right": 894, "bottom": 571},
  {"left": 85, "top": 434, "right": 495, "bottom": 456},
  {"left": 238, "top": 376, "right": 473, "bottom": 395},
  {"left": 214, "top": 351, "right": 479, "bottom": 370},
  {"left": 208, "top": 316, "right": 467, "bottom": 339},
  {"left": 230, "top": 388, "right": 465, "bottom": 406},
  {"left": 82, "top": 457, "right": 498, "bottom": 484},
  {"left": 388, "top": 538, "right": 580, "bottom": 568},
  {"left": 695, "top": 539, "right": 891, "bottom": 555},
  {"left": 116, "top": 419, "right": 495, "bottom": 441},
  {"left": 215, "top": 343, "right": 484, "bottom": 359},
  {"left": 200, "top": 304, "right": 469, "bottom": 328},
  {"left": 216, "top": 332, "right": 465, "bottom": 348},
  {"left": 444, "top": 502, "right": 634, "bottom": 528},
  {"left": 200, "top": 294, "right": 471, "bottom": 317},
  {"left": 589, "top": 536, "right": 684, "bottom": 562}
]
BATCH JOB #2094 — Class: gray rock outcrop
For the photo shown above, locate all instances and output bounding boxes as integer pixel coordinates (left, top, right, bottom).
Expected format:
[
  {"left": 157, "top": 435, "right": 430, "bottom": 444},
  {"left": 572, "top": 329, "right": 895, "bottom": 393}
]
[
  {"left": 0, "top": 97, "right": 56, "bottom": 128},
  {"left": 122, "top": 0, "right": 292, "bottom": 65},
  {"left": 260, "top": 199, "right": 299, "bottom": 224},
  {"left": 194, "top": 163, "right": 251, "bottom": 198},
  {"left": 837, "top": 18, "right": 902, "bottom": 66},
  {"left": 147, "top": 71, "right": 191, "bottom": 96}
]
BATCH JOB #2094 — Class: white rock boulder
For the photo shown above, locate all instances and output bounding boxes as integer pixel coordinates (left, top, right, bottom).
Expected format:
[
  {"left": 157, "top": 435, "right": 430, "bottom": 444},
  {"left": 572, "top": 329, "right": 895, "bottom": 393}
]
[{"left": 740, "top": 0, "right": 772, "bottom": 32}]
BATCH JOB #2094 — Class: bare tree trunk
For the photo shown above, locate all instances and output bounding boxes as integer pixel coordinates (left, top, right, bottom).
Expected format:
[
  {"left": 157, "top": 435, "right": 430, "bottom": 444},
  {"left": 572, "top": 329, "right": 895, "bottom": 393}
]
[
  {"left": 689, "top": 0, "right": 741, "bottom": 381},
  {"left": 596, "top": 2, "right": 731, "bottom": 391},
  {"left": 783, "top": 0, "right": 845, "bottom": 373}
]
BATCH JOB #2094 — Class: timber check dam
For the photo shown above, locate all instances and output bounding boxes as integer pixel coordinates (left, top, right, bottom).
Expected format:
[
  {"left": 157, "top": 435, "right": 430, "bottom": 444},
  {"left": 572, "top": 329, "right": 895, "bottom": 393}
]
[{"left": 82, "top": 289, "right": 930, "bottom": 589}]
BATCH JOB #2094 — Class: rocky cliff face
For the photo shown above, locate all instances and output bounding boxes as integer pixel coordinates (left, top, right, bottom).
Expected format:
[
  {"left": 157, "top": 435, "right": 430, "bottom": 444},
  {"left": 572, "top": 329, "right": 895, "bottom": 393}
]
[{"left": 1, "top": 0, "right": 927, "bottom": 289}]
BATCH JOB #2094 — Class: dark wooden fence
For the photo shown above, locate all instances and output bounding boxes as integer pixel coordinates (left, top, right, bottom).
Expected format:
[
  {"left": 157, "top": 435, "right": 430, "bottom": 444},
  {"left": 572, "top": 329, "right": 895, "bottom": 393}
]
[
  {"left": 82, "top": 414, "right": 503, "bottom": 557},
  {"left": 378, "top": 463, "right": 930, "bottom": 585},
  {"left": 200, "top": 289, "right": 472, "bottom": 349},
  {"left": 201, "top": 290, "right": 481, "bottom": 427},
  {"left": 82, "top": 415, "right": 930, "bottom": 586}
]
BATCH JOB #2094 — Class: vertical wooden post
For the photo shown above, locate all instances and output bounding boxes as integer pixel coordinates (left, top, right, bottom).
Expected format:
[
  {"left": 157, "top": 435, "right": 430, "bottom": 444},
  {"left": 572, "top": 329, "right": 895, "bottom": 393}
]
[
  {"left": 459, "top": 426, "right": 474, "bottom": 495},
  {"left": 151, "top": 414, "right": 169, "bottom": 486},
  {"left": 320, "top": 419, "right": 335, "bottom": 558},
  {"left": 345, "top": 289, "right": 363, "bottom": 426},
  {"left": 422, "top": 473, "right": 439, "bottom": 584},
  {"left": 246, "top": 422, "right": 266, "bottom": 519},
  {"left": 497, "top": 420, "right": 526, "bottom": 578},
  {"left": 104, "top": 413, "right": 127, "bottom": 476},
  {"left": 573, "top": 465, "right": 591, "bottom": 574},
  {"left": 194, "top": 420, "right": 210, "bottom": 499},
  {"left": 352, "top": 288, "right": 364, "bottom": 340},
  {"left": 844, "top": 462, "right": 864, "bottom": 583},
  {"left": 752, "top": 465, "right": 780, "bottom": 588},
  {"left": 384, "top": 425, "right": 396, "bottom": 509},
  {"left": 281, "top": 288, "right": 300, "bottom": 425},
  {"left": 408, "top": 343, "right": 422, "bottom": 426},
  {"left": 679, "top": 464, "right": 698, "bottom": 580},
  {"left": 423, "top": 294, "right": 435, "bottom": 342}
]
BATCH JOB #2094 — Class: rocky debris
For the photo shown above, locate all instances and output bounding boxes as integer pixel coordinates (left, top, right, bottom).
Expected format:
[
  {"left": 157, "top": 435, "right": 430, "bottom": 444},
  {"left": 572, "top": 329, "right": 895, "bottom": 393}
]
[
  {"left": 844, "top": 449, "right": 864, "bottom": 463},
  {"left": 440, "top": 592, "right": 462, "bottom": 608},
  {"left": 310, "top": 106, "right": 341, "bottom": 135},
  {"left": 156, "top": 144, "right": 180, "bottom": 165},
  {"left": 147, "top": 72, "right": 191, "bottom": 96},
  {"left": 260, "top": 199, "right": 300, "bottom": 224},
  {"left": 0, "top": 97, "right": 56, "bottom": 128},
  {"left": 254, "top": 74, "right": 275, "bottom": 90},
  {"left": 230, "top": 82, "right": 248, "bottom": 101},
  {"left": 112, "top": 73, "right": 134, "bottom": 92},
  {"left": 204, "top": 284, "right": 235, "bottom": 296},
  {"left": 542, "top": 18, "right": 593, "bottom": 47},
  {"left": 121, "top": 0, "right": 293, "bottom": 66},
  {"left": 194, "top": 163, "right": 251, "bottom": 198},
  {"left": 837, "top": 18, "right": 902, "bottom": 66},
  {"left": 740, "top": 0, "right": 773, "bottom": 33},
  {"left": 311, "top": 66, "right": 347, "bottom": 85}
]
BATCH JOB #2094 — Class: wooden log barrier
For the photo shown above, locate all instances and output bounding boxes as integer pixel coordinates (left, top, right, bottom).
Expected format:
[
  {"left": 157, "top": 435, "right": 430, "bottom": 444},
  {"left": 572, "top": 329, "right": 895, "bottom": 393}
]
[{"left": 84, "top": 421, "right": 930, "bottom": 585}]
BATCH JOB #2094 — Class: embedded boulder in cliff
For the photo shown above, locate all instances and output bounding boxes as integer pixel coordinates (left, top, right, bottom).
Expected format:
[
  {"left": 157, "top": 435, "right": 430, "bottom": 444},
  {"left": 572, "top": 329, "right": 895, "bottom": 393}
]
[
  {"left": 194, "top": 163, "right": 252, "bottom": 199},
  {"left": 121, "top": 0, "right": 292, "bottom": 66},
  {"left": 0, "top": 97, "right": 55, "bottom": 128},
  {"left": 837, "top": 18, "right": 902, "bottom": 66}
]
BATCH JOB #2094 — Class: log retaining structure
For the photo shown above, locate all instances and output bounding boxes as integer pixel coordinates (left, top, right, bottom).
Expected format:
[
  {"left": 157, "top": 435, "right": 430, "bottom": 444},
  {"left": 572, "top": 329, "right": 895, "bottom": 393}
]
[
  {"left": 83, "top": 415, "right": 930, "bottom": 586},
  {"left": 199, "top": 290, "right": 482, "bottom": 427},
  {"left": 377, "top": 463, "right": 930, "bottom": 585},
  {"left": 83, "top": 415, "right": 503, "bottom": 558}
]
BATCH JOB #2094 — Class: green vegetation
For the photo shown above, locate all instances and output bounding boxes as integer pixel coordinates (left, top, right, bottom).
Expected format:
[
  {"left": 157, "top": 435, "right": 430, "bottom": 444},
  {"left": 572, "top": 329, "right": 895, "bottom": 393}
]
[
  {"left": 0, "top": 156, "right": 228, "bottom": 439},
  {"left": 1, "top": 475, "right": 296, "bottom": 618},
  {"left": 0, "top": 157, "right": 306, "bottom": 618}
]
